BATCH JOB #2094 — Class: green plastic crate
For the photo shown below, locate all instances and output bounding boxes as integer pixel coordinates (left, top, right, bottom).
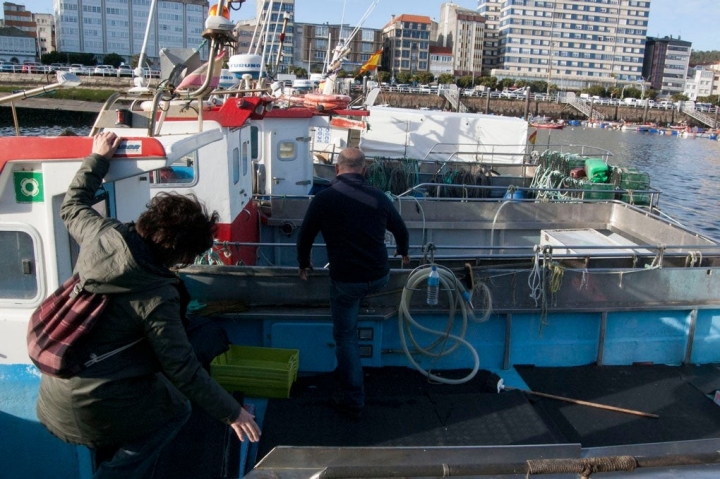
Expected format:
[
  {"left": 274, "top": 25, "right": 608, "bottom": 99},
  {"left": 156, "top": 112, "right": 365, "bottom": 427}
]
[
  {"left": 211, "top": 345, "right": 299, "bottom": 398},
  {"left": 581, "top": 182, "right": 615, "bottom": 200}
]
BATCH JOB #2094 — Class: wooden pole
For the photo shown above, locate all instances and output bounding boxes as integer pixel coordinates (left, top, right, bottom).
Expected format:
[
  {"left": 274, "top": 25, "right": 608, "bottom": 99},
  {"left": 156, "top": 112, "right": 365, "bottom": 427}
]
[{"left": 504, "top": 386, "right": 659, "bottom": 419}]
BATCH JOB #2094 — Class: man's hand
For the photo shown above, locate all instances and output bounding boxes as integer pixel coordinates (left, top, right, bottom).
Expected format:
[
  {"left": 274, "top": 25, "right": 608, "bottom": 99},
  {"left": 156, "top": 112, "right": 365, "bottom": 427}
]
[
  {"left": 394, "top": 251, "right": 411, "bottom": 266},
  {"left": 298, "top": 265, "right": 313, "bottom": 281},
  {"left": 230, "top": 407, "right": 261, "bottom": 442},
  {"left": 92, "top": 131, "right": 122, "bottom": 159}
]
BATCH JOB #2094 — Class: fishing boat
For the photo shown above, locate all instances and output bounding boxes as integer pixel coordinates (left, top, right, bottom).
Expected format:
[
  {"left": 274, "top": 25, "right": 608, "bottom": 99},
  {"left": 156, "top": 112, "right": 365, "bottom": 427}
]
[
  {"left": 3, "top": 2, "right": 720, "bottom": 479},
  {"left": 530, "top": 116, "right": 565, "bottom": 129}
]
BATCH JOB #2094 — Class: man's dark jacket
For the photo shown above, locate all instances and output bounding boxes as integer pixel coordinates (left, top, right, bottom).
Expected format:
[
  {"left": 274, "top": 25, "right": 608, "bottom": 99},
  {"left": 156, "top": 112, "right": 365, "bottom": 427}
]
[{"left": 297, "top": 173, "right": 409, "bottom": 282}]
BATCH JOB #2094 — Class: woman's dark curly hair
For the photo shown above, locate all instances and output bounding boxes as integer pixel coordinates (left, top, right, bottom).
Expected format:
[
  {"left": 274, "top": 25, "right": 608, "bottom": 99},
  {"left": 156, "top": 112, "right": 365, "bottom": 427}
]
[{"left": 136, "top": 192, "right": 219, "bottom": 267}]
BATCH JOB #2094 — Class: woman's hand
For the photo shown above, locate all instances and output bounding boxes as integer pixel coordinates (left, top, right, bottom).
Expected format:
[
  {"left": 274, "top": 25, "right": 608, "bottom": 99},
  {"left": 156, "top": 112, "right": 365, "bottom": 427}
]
[{"left": 230, "top": 406, "right": 261, "bottom": 442}]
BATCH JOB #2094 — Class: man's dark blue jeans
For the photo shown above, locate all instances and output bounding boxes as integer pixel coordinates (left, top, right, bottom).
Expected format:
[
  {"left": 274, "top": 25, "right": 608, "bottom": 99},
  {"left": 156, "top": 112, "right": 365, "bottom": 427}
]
[{"left": 329, "top": 273, "right": 389, "bottom": 409}]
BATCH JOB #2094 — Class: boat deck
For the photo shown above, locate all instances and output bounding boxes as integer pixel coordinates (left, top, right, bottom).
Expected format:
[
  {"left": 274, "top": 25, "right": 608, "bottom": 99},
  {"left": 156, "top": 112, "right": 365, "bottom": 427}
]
[{"left": 151, "top": 364, "right": 720, "bottom": 478}]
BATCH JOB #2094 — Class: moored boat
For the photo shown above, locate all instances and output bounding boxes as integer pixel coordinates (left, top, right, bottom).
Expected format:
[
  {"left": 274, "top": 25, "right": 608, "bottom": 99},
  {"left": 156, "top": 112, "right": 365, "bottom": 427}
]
[{"left": 2, "top": 3, "right": 720, "bottom": 478}]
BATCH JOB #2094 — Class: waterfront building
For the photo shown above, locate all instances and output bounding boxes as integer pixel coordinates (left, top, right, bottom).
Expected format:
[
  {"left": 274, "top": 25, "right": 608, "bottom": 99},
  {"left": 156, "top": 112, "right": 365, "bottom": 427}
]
[
  {"left": 683, "top": 66, "right": 715, "bottom": 101},
  {"left": 436, "top": 2, "right": 484, "bottom": 79},
  {"left": 0, "top": 25, "right": 35, "bottom": 63},
  {"left": 643, "top": 36, "right": 691, "bottom": 97},
  {"left": 293, "top": 22, "right": 382, "bottom": 75},
  {"left": 3, "top": 2, "right": 34, "bottom": 38},
  {"left": 429, "top": 45, "right": 453, "bottom": 77},
  {"left": 253, "top": 0, "right": 294, "bottom": 73},
  {"left": 476, "top": 0, "right": 501, "bottom": 76},
  {"left": 53, "top": 0, "right": 207, "bottom": 65},
  {"left": 33, "top": 13, "right": 54, "bottom": 55},
  {"left": 478, "top": 0, "right": 651, "bottom": 91},
  {"left": 381, "top": 14, "right": 433, "bottom": 76}
]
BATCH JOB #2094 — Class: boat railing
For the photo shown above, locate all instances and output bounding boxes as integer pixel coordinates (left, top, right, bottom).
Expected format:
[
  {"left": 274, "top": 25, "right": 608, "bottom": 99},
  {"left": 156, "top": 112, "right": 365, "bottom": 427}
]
[
  {"left": 202, "top": 240, "right": 720, "bottom": 268},
  {"left": 395, "top": 182, "right": 661, "bottom": 207}
]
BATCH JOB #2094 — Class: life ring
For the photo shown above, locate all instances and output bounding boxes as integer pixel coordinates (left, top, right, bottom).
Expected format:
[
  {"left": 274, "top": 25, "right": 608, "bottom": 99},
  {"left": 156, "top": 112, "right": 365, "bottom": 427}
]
[{"left": 303, "top": 93, "right": 351, "bottom": 111}]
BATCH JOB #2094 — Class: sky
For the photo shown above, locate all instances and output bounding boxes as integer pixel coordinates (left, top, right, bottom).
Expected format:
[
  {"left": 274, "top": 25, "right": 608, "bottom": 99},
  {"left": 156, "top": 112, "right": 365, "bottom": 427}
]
[{"left": 16, "top": 0, "right": 720, "bottom": 52}]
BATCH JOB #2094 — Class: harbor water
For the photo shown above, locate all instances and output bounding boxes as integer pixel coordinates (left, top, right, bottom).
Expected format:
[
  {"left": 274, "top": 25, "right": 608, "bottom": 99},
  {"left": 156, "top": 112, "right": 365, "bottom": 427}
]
[{"left": 2, "top": 123, "right": 719, "bottom": 240}]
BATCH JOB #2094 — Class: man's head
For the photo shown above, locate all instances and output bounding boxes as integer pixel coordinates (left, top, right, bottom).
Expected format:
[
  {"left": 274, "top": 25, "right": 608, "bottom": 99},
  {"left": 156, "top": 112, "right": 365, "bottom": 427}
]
[
  {"left": 335, "top": 147, "right": 366, "bottom": 175},
  {"left": 136, "top": 192, "right": 219, "bottom": 267}
]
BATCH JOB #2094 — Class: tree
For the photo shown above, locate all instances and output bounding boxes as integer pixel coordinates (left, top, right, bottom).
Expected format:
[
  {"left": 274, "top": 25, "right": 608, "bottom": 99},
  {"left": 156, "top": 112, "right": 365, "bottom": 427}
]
[
  {"left": 377, "top": 71, "right": 391, "bottom": 83},
  {"left": 476, "top": 76, "right": 497, "bottom": 90},
  {"left": 456, "top": 75, "right": 473, "bottom": 88},
  {"left": 288, "top": 65, "right": 307, "bottom": 78},
  {"left": 416, "top": 71, "right": 434, "bottom": 84},
  {"left": 41, "top": 51, "right": 66, "bottom": 65},
  {"left": 671, "top": 93, "right": 689, "bottom": 102},
  {"left": 623, "top": 86, "right": 642, "bottom": 99},
  {"left": 498, "top": 78, "right": 515, "bottom": 90},
  {"left": 437, "top": 73, "right": 455, "bottom": 85},
  {"left": 395, "top": 71, "right": 411, "bottom": 84},
  {"left": 585, "top": 85, "right": 607, "bottom": 97},
  {"left": 102, "top": 53, "right": 126, "bottom": 68}
]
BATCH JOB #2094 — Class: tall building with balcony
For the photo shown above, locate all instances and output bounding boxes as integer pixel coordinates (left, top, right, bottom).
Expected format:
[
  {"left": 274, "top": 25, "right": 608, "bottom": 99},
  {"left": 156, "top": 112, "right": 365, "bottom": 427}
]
[
  {"left": 255, "top": 0, "right": 294, "bottom": 73},
  {"left": 293, "top": 22, "right": 382, "bottom": 74},
  {"left": 381, "top": 14, "right": 433, "bottom": 76},
  {"left": 54, "top": 0, "right": 207, "bottom": 64},
  {"left": 436, "top": 3, "right": 485, "bottom": 78},
  {"left": 643, "top": 36, "right": 691, "bottom": 96},
  {"left": 478, "top": 0, "right": 651, "bottom": 91},
  {"left": 476, "top": 0, "right": 500, "bottom": 76}
]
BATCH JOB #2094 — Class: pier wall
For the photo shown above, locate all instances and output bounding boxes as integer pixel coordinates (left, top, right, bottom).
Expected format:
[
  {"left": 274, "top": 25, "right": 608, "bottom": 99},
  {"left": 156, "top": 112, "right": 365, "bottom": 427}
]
[{"left": 0, "top": 75, "right": 705, "bottom": 127}]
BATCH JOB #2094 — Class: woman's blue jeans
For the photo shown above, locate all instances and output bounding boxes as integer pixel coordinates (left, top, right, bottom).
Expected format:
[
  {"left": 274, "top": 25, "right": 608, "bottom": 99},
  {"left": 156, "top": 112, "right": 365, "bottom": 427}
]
[{"left": 330, "top": 273, "right": 389, "bottom": 409}]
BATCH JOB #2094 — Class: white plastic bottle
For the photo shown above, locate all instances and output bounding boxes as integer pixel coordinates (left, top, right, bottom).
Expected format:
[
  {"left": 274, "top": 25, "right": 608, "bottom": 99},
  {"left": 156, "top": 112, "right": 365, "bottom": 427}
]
[{"left": 426, "top": 265, "right": 440, "bottom": 305}]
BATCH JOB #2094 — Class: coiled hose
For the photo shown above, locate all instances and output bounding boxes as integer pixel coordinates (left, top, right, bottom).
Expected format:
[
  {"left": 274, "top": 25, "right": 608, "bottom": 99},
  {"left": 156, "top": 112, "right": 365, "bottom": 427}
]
[{"left": 398, "top": 264, "right": 492, "bottom": 385}]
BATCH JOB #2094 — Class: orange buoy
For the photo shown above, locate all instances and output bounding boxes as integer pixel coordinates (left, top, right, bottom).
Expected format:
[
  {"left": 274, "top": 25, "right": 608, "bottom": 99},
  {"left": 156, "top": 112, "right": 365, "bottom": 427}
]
[{"left": 303, "top": 93, "right": 351, "bottom": 111}]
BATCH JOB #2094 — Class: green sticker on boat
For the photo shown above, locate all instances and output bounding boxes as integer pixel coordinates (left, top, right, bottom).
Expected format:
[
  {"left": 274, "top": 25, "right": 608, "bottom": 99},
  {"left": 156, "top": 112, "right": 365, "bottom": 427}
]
[{"left": 14, "top": 171, "right": 44, "bottom": 203}]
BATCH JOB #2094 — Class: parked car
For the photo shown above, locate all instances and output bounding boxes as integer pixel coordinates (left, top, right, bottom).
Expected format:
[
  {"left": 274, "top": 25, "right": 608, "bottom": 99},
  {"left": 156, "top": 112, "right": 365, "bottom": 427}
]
[
  {"left": 116, "top": 65, "right": 133, "bottom": 77},
  {"left": 0, "top": 62, "right": 21, "bottom": 73},
  {"left": 69, "top": 64, "right": 90, "bottom": 75},
  {"left": 93, "top": 65, "right": 117, "bottom": 76},
  {"left": 21, "top": 62, "right": 46, "bottom": 74}
]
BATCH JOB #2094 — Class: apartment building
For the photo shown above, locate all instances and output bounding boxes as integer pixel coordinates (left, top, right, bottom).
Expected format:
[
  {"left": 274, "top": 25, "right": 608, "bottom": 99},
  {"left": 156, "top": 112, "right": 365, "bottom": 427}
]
[
  {"left": 429, "top": 45, "right": 453, "bottom": 76},
  {"left": 293, "top": 22, "right": 382, "bottom": 74},
  {"left": 254, "top": 0, "right": 293, "bottom": 73},
  {"left": 382, "top": 14, "right": 433, "bottom": 75},
  {"left": 476, "top": 0, "right": 500, "bottom": 76},
  {"left": 683, "top": 66, "right": 715, "bottom": 101},
  {"left": 643, "top": 36, "right": 691, "bottom": 96},
  {"left": 0, "top": 25, "right": 35, "bottom": 62},
  {"left": 3, "top": 2, "right": 34, "bottom": 38},
  {"left": 34, "top": 13, "right": 54, "bottom": 55},
  {"left": 54, "top": 0, "right": 207, "bottom": 63},
  {"left": 478, "top": 0, "right": 651, "bottom": 91},
  {"left": 436, "top": 3, "right": 485, "bottom": 78}
]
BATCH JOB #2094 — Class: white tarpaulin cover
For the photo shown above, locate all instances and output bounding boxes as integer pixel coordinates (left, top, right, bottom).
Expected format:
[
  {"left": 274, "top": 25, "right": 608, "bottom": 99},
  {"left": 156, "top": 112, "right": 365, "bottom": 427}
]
[{"left": 359, "top": 107, "right": 529, "bottom": 164}]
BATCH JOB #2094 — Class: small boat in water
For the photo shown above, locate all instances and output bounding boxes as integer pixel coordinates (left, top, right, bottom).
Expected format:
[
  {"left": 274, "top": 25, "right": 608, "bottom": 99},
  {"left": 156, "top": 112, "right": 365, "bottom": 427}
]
[
  {"left": 530, "top": 116, "right": 565, "bottom": 129},
  {"left": 3, "top": 3, "right": 720, "bottom": 478}
]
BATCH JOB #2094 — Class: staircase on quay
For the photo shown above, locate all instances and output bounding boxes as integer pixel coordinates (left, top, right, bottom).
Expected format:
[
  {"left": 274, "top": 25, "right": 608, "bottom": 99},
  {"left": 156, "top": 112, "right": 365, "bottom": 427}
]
[
  {"left": 561, "top": 97, "right": 605, "bottom": 121},
  {"left": 681, "top": 106, "right": 718, "bottom": 129}
]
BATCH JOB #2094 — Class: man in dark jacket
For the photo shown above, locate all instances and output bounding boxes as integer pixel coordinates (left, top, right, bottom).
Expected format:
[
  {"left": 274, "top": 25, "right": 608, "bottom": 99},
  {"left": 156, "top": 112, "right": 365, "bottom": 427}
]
[
  {"left": 296, "top": 147, "right": 410, "bottom": 419},
  {"left": 36, "top": 131, "right": 260, "bottom": 478}
]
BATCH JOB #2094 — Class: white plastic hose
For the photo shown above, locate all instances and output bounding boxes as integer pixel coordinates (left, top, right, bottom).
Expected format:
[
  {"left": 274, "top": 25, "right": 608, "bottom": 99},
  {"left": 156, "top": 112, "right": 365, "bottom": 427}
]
[{"left": 398, "top": 264, "right": 490, "bottom": 385}]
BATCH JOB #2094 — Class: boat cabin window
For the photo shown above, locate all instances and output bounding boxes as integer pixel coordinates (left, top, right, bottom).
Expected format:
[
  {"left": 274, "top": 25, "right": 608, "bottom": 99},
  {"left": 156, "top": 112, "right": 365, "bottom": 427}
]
[
  {"left": 242, "top": 141, "right": 249, "bottom": 177},
  {"left": 149, "top": 152, "right": 197, "bottom": 186},
  {"left": 251, "top": 126, "right": 259, "bottom": 160},
  {"left": 232, "top": 147, "right": 240, "bottom": 184},
  {"left": 278, "top": 141, "right": 296, "bottom": 161},
  {"left": 0, "top": 229, "right": 38, "bottom": 300}
]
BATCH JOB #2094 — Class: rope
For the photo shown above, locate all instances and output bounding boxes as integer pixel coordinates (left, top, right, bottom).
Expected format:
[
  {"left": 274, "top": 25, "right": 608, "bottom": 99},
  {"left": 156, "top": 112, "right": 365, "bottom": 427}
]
[{"left": 526, "top": 456, "right": 637, "bottom": 477}]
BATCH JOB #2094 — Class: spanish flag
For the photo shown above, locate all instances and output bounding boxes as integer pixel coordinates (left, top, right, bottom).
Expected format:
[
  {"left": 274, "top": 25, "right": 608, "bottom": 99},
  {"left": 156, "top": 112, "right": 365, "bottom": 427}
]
[
  {"left": 528, "top": 129, "right": 538, "bottom": 145},
  {"left": 359, "top": 49, "right": 382, "bottom": 75}
]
